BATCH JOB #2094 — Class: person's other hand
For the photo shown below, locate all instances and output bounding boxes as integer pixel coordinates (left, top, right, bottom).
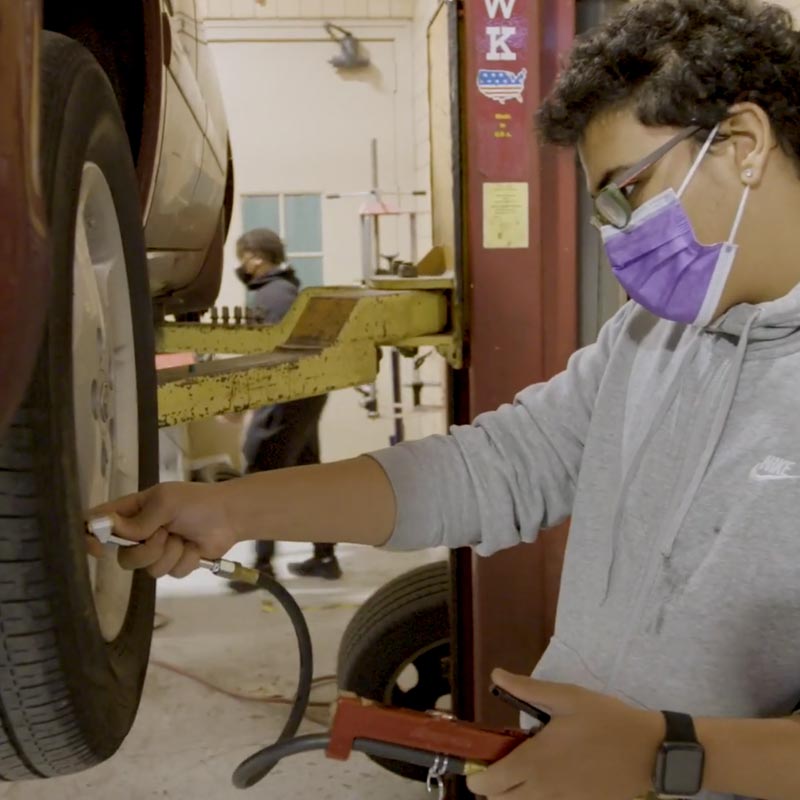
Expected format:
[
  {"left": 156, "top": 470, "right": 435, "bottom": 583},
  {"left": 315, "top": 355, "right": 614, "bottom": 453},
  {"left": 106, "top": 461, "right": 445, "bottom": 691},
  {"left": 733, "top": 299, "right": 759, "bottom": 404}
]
[
  {"left": 87, "top": 482, "right": 238, "bottom": 579},
  {"left": 466, "top": 669, "right": 664, "bottom": 800}
]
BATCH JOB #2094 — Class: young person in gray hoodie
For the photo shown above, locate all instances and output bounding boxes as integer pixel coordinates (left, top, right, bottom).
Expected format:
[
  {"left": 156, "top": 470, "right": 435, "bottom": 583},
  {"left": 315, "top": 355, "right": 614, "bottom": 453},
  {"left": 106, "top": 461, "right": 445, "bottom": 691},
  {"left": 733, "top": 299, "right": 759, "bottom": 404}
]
[{"left": 92, "top": 1, "right": 800, "bottom": 797}]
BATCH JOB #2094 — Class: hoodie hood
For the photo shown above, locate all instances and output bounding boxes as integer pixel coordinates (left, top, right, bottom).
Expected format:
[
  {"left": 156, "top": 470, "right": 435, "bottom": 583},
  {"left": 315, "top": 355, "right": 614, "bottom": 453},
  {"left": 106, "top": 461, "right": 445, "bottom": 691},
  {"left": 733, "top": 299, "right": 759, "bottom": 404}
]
[
  {"left": 601, "top": 280, "right": 800, "bottom": 600},
  {"left": 708, "top": 280, "right": 800, "bottom": 341}
]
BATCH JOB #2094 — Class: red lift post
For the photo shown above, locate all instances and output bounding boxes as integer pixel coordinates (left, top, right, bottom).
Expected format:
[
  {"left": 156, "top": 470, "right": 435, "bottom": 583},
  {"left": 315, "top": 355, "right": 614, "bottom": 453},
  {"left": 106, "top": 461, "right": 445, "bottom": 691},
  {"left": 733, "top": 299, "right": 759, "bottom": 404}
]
[{"left": 450, "top": 0, "right": 578, "bottom": 730}]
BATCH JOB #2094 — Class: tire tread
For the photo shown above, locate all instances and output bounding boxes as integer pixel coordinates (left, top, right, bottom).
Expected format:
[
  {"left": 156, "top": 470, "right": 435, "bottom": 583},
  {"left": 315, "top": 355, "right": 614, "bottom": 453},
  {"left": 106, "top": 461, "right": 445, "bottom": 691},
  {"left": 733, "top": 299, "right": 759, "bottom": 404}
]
[{"left": 0, "top": 414, "right": 86, "bottom": 779}]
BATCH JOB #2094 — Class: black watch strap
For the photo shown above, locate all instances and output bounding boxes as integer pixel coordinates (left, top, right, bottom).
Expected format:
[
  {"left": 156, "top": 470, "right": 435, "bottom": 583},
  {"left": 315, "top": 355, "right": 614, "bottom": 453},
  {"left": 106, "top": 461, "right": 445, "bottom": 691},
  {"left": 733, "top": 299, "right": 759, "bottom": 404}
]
[
  {"left": 655, "top": 711, "right": 705, "bottom": 798},
  {"left": 662, "top": 710, "right": 699, "bottom": 743}
]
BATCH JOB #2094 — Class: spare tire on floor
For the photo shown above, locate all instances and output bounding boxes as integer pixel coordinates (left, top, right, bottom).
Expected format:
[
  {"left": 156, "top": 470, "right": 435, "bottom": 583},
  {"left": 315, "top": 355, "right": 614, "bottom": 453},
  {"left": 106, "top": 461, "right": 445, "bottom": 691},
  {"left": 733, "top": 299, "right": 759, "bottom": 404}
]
[
  {"left": 0, "top": 32, "right": 157, "bottom": 779},
  {"left": 337, "top": 560, "right": 451, "bottom": 782}
]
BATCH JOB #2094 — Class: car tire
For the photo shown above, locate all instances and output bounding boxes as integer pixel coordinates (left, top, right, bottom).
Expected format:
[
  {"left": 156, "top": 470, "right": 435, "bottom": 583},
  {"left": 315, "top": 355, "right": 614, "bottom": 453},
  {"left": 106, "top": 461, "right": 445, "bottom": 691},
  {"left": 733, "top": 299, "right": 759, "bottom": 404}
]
[
  {"left": 0, "top": 32, "right": 157, "bottom": 779},
  {"left": 337, "top": 561, "right": 451, "bottom": 782}
]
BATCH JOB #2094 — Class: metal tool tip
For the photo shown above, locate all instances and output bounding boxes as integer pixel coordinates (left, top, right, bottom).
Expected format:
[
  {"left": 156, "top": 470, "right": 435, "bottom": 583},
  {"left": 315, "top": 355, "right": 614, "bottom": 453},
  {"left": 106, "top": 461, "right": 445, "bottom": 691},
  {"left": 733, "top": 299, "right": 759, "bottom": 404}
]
[{"left": 87, "top": 516, "right": 114, "bottom": 542}]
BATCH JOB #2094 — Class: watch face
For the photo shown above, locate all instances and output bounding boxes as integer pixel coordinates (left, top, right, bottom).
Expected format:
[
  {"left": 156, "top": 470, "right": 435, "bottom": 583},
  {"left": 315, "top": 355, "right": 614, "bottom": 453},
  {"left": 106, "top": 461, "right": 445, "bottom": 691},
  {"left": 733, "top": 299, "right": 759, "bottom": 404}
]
[{"left": 657, "top": 743, "right": 705, "bottom": 796}]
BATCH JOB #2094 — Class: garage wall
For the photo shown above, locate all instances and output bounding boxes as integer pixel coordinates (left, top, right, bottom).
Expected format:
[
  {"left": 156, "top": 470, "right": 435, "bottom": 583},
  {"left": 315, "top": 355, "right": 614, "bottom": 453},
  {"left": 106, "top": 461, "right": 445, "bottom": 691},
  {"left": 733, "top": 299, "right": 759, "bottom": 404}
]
[
  {"left": 208, "top": 21, "right": 415, "bottom": 292},
  {"left": 194, "top": 6, "right": 447, "bottom": 467}
]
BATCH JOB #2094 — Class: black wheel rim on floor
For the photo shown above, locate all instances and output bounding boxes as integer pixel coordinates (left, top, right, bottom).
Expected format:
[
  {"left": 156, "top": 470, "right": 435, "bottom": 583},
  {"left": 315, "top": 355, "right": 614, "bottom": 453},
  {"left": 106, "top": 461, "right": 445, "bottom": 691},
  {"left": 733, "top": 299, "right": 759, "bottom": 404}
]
[
  {"left": 387, "top": 640, "right": 452, "bottom": 714},
  {"left": 337, "top": 561, "right": 452, "bottom": 783}
]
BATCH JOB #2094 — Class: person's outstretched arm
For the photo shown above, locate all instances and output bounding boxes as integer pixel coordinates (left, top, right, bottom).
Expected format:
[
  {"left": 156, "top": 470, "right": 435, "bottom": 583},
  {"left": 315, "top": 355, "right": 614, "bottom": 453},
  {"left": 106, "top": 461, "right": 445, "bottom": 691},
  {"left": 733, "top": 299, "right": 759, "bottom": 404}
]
[
  {"left": 92, "top": 302, "right": 634, "bottom": 578},
  {"left": 369, "top": 302, "right": 634, "bottom": 556},
  {"left": 88, "top": 456, "right": 396, "bottom": 578}
]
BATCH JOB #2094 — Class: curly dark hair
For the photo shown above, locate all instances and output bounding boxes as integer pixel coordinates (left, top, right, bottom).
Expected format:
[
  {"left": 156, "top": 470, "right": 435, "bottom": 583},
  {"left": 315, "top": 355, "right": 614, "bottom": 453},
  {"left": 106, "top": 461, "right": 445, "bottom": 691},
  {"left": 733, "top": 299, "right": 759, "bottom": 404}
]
[
  {"left": 538, "top": 0, "right": 800, "bottom": 163},
  {"left": 237, "top": 227, "right": 286, "bottom": 265}
]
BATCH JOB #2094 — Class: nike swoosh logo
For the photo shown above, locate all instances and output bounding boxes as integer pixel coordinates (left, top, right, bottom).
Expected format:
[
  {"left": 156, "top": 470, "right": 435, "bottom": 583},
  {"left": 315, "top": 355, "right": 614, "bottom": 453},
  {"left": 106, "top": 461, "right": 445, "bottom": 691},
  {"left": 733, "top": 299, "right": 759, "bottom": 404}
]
[{"left": 749, "top": 466, "right": 800, "bottom": 482}]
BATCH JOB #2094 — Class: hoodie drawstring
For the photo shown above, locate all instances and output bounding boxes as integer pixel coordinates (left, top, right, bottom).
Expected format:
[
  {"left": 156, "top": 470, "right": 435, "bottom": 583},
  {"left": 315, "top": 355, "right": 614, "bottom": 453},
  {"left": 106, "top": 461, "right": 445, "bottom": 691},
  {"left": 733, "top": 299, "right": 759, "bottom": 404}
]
[
  {"left": 600, "top": 334, "right": 702, "bottom": 603},
  {"left": 657, "top": 311, "right": 759, "bottom": 560},
  {"left": 600, "top": 311, "right": 759, "bottom": 602}
]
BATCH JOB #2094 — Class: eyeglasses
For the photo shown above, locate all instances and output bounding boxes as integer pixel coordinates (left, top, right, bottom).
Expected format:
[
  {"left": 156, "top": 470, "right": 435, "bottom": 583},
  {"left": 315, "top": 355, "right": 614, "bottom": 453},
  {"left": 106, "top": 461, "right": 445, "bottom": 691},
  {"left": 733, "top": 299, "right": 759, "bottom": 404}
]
[{"left": 592, "top": 125, "right": 703, "bottom": 230}]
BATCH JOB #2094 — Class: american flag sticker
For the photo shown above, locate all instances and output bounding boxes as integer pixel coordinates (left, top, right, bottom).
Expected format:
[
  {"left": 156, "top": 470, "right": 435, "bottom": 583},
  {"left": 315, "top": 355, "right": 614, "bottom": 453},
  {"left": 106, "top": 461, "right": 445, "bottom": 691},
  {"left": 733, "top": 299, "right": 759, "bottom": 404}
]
[{"left": 477, "top": 68, "right": 528, "bottom": 104}]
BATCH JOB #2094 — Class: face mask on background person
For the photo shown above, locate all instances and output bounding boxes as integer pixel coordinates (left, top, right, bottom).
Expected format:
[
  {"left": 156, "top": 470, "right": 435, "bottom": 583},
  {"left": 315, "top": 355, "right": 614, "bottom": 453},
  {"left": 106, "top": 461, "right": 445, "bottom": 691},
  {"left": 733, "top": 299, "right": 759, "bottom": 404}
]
[
  {"left": 235, "top": 264, "right": 253, "bottom": 287},
  {"left": 235, "top": 253, "right": 270, "bottom": 287}
]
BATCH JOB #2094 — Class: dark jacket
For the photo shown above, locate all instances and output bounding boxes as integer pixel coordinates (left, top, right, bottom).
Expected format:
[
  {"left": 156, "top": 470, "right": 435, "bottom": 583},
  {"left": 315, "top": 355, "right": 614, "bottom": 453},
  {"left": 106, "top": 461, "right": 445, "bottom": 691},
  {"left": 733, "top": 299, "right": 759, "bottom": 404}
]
[
  {"left": 247, "top": 265, "right": 301, "bottom": 323},
  {"left": 242, "top": 267, "right": 327, "bottom": 470}
]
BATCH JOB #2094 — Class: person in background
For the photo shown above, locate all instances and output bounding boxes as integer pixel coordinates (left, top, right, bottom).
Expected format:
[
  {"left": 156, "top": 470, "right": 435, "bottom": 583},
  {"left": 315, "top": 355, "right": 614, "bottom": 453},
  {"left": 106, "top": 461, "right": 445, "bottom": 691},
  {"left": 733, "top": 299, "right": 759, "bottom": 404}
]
[{"left": 230, "top": 228, "right": 341, "bottom": 585}]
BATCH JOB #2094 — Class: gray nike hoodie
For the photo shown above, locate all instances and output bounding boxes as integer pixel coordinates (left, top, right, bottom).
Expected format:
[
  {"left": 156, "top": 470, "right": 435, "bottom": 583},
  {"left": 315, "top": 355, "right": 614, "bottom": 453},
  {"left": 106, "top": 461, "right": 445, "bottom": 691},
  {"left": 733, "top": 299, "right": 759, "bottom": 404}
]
[{"left": 370, "top": 284, "right": 800, "bottom": 800}]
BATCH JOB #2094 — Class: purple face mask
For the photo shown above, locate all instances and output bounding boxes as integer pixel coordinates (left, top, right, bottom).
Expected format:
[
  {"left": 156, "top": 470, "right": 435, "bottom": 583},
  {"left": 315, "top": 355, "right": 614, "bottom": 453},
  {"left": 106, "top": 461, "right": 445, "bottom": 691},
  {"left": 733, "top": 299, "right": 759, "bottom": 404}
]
[{"left": 601, "top": 126, "right": 750, "bottom": 327}]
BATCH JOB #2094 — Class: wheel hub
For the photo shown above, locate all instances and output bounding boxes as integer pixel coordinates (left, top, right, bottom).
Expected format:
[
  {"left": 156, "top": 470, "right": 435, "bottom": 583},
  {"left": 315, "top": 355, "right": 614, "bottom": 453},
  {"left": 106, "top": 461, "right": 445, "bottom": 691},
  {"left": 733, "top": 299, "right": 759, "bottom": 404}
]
[{"left": 72, "top": 163, "right": 139, "bottom": 643}]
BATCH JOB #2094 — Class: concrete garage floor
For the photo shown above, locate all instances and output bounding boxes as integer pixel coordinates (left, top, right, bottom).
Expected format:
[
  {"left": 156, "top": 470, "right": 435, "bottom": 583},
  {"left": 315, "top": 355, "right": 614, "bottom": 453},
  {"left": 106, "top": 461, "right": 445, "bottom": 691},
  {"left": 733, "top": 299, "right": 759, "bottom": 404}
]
[{"left": 4, "top": 543, "right": 447, "bottom": 800}]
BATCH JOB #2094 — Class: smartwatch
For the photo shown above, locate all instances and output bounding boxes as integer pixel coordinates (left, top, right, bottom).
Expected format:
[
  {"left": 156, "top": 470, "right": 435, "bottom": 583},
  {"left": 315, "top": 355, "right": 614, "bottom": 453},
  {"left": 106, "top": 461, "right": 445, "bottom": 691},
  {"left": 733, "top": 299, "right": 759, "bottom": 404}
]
[{"left": 652, "top": 711, "right": 705, "bottom": 799}]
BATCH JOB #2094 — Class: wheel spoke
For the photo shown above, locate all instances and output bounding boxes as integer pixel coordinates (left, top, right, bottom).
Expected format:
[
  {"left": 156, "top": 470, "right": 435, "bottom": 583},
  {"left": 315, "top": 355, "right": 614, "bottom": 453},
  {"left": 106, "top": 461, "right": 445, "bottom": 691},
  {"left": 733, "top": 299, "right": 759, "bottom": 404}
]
[
  {"left": 390, "top": 643, "right": 451, "bottom": 711},
  {"left": 92, "top": 262, "right": 115, "bottom": 376},
  {"left": 73, "top": 208, "right": 106, "bottom": 360}
]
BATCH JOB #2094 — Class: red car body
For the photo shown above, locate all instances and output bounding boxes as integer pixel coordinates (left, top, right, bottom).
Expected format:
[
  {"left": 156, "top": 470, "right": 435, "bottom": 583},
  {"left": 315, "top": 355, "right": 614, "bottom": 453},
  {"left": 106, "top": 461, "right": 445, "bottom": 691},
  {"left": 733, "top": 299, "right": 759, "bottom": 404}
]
[
  {"left": 0, "top": 1, "right": 49, "bottom": 432},
  {"left": 0, "top": 0, "right": 230, "bottom": 433}
]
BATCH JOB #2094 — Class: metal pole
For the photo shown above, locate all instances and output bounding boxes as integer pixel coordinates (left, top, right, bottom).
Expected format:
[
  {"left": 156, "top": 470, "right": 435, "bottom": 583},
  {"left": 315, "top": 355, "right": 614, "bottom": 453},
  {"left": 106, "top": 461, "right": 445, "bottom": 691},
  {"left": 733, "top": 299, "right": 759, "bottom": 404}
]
[
  {"left": 390, "top": 349, "right": 405, "bottom": 445},
  {"left": 370, "top": 138, "right": 379, "bottom": 190},
  {"left": 369, "top": 137, "right": 406, "bottom": 445},
  {"left": 361, "top": 217, "right": 373, "bottom": 283},
  {"left": 370, "top": 138, "right": 380, "bottom": 280}
]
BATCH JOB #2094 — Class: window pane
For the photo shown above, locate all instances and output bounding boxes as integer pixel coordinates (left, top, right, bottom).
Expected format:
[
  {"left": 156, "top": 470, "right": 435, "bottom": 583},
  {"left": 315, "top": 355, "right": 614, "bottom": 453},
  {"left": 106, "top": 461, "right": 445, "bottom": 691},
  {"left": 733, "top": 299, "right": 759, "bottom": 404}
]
[
  {"left": 285, "top": 194, "right": 322, "bottom": 253},
  {"left": 242, "top": 195, "right": 280, "bottom": 236},
  {"left": 290, "top": 256, "right": 324, "bottom": 288}
]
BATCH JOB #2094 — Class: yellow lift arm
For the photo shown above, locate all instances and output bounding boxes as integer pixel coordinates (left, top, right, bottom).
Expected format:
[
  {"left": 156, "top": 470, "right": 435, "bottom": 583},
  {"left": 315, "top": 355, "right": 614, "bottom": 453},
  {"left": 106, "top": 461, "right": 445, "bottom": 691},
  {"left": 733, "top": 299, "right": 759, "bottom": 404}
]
[{"left": 156, "top": 279, "right": 461, "bottom": 428}]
